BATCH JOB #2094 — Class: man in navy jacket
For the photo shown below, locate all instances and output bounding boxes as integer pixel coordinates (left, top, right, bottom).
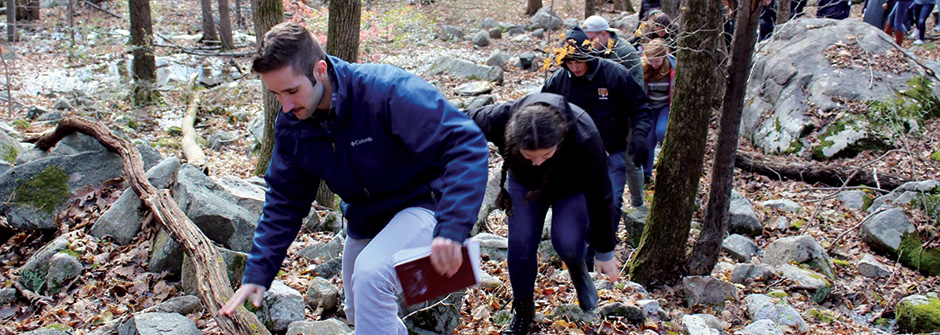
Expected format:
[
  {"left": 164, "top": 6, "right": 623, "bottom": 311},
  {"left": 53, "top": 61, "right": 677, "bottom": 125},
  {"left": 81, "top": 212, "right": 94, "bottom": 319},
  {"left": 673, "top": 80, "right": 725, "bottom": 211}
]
[{"left": 219, "top": 22, "right": 489, "bottom": 335}]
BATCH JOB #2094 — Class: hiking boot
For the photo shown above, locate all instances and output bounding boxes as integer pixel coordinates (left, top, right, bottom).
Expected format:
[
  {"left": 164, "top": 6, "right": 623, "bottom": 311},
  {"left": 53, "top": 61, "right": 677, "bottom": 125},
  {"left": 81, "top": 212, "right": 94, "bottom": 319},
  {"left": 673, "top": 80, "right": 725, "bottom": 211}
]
[{"left": 502, "top": 296, "right": 534, "bottom": 335}]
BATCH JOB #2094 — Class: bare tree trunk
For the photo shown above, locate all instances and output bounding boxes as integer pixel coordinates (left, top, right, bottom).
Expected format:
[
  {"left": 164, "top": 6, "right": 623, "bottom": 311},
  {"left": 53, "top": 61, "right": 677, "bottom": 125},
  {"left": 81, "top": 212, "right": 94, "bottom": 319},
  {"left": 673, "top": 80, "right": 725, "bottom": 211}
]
[
  {"left": 130, "top": 0, "right": 157, "bottom": 105},
  {"left": 585, "top": 0, "right": 596, "bottom": 18},
  {"left": 734, "top": 151, "right": 911, "bottom": 191},
  {"left": 200, "top": 0, "right": 219, "bottom": 43},
  {"left": 30, "top": 118, "right": 272, "bottom": 335},
  {"left": 614, "top": 0, "right": 636, "bottom": 12},
  {"left": 663, "top": 0, "right": 680, "bottom": 20},
  {"left": 327, "top": 0, "right": 361, "bottom": 63},
  {"left": 234, "top": 0, "right": 242, "bottom": 27},
  {"left": 251, "top": 0, "right": 283, "bottom": 176},
  {"left": 6, "top": 0, "right": 15, "bottom": 42},
  {"left": 526, "top": 0, "right": 542, "bottom": 15},
  {"left": 686, "top": 0, "right": 762, "bottom": 276},
  {"left": 27, "top": 0, "right": 38, "bottom": 20},
  {"left": 217, "top": 0, "right": 234, "bottom": 50},
  {"left": 627, "top": 0, "right": 722, "bottom": 285}
]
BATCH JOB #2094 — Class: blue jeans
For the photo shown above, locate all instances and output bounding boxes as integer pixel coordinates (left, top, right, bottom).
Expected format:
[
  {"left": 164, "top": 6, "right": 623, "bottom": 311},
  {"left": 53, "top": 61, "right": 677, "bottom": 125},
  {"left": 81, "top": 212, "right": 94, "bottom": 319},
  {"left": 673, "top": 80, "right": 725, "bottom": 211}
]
[
  {"left": 505, "top": 176, "right": 598, "bottom": 310},
  {"left": 888, "top": 0, "right": 915, "bottom": 32},
  {"left": 914, "top": 2, "right": 935, "bottom": 40},
  {"left": 608, "top": 150, "right": 645, "bottom": 211},
  {"left": 644, "top": 105, "right": 670, "bottom": 178}
]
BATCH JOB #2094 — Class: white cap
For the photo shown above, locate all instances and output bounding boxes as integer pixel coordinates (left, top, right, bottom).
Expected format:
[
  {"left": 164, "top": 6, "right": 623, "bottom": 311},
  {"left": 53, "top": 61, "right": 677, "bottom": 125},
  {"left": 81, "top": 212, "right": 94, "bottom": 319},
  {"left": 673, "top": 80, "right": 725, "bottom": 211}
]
[{"left": 582, "top": 15, "right": 615, "bottom": 33}]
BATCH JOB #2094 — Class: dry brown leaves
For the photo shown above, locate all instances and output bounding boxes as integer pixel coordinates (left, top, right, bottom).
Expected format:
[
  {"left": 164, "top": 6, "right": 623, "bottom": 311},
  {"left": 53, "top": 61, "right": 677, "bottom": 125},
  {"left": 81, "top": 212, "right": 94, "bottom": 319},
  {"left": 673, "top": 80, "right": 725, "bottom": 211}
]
[{"left": 824, "top": 39, "right": 911, "bottom": 74}]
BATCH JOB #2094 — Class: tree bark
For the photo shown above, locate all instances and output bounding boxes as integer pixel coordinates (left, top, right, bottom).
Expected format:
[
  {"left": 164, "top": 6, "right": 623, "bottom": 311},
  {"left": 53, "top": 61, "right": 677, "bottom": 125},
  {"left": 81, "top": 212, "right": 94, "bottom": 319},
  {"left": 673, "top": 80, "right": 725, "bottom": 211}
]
[
  {"left": 217, "top": 0, "right": 234, "bottom": 50},
  {"left": 686, "top": 0, "right": 761, "bottom": 276},
  {"left": 251, "top": 0, "right": 283, "bottom": 176},
  {"left": 234, "top": 0, "right": 242, "bottom": 27},
  {"left": 526, "top": 0, "right": 542, "bottom": 15},
  {"left": 200, "top": 0, "right": 219, "bottom": 43},
  {"left": 614, "top": 0, "right": 636, "bottom": 12},
  {"left": 129, "top": 0, "right": 156, "bottom": 105},
  {"left": 585, "top": 0, "right": 596, "bottom": 18},
  {"left": 316, "top": 180, "right": 335, "bottom": 208},
  {"left": 27, "top": 0, "right": 39, "bottom": 20},
  {"left": 733, "top": 151, "right": 911, "bottom": 191},
  {"left": 6, "top": 0, "right": 15, "bottom": 42},
  {"left": 627, "top": 0, "right": 722, "bottom": 286},
  {"left": 327, "top": 0, "right": 361, "bottom": 63},
  {"left": 29, "top": 117, "right": 271, "bottom": 335},
  {"left": 663, "top": 0, "right": 681, "bottom": 20}
]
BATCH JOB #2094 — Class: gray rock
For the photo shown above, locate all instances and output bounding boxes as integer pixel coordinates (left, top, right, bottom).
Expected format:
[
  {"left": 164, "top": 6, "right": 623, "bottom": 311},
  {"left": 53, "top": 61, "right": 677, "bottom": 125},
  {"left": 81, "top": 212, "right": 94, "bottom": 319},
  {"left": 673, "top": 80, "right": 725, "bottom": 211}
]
[
  {"left": 305, "top": 209, "right": 343, "bottom": 234},
  {"left": 286, "top": 319, "right": 353, "bottom": 335},
  {"left": 623, "top": 206, "right": 649, "bottom": 247},
  {"left": 477, "top": 271, "right": 502, "bottom": 289},
  {"left": 597, "top": 301, "right": 644, "bottom": 322},
  {"left": 91, "top": 157, "right": 182, "bottom": 245},
  {"left": 860, "top": 207, "right": 916, "bottom": 253},
  {"left": 148, "top": 228, "right": 185, "bottom": 275},
  {"left": 488, "top": 27, "right": 502, "bottom": 39},
  {"left": 550, "top": 303, "right": 599, "bottom": 325},
  {"left": 465, "top": 95, "right": 496, "bottom": 110},
  {"left": 682, "top": 276, "right": 738, "bottom": 306},
  {"left": 298, "top": 234, "right": 345, "bottom": 261},
  {"left": 856, "top": 253, "right": 892, "bottom": 278},
  {"left": 594, "top": 276, "right": 614, "bottom": 291},
  {"left": 868, "top": 180, "right": 940, "bottom": 212},
  {"left": 400, "top": 292, "right": 465, "bottom": 334},
  {"left": 563, "top": 18, "right": 579, "bottom": 29},
  {"left": 682, "top": 313, "right": 723, "bottom": 335},
  {"left": 735, "top": 319, "right": 784, "bottom": 335},
  {"left": 148, "top": 295, "right": 203, "bottom": 315},
  {"left": 511, "top": 34, "right": 531, "bottom": 43},
  {"left": 212, "top": 175, "right": 266, "bottom": 214},
  {"left": 529, "top": 7, "right": 563, "bottom": 31},
  {"left": 486, "top": 50, "right": 510, "bottom": 68},
  {"left": 723, "top": 234, "right": 760, "bottom": 262},
  {"left": 472, "top": 233, "right": 508, "bottom": 262},
  {"left": 480, "top": 18, "right": 499, "bottom": 29},
  {"left": 181, "top": 247, "right": 247, "bottom": 294},
  {"left": 14, "top": 147, "right": 51, "bottom": 165},
  {"left": 0, "top": 130, "right": 22, "bottom": 164},
  {"left": 118, "top": 312, "right": 201, "bottom": 335},
  {"left": 742, "top": 19, "right": 919, "bottom": 158},
  {"left": 0, "top": 161, "right": 11, "bottom": 174},
  {"left": 623, "top": 281, "right": 649, "bottom": 297},
  {"left": 712, "top": 261, "right": 736, "bottom": 277},
  {"left": 506, "top": 25, "right": 526, "bottom": 36},
  {"left": 763, "top": 235, "right": 835, "bottom": 279},
  {"left": 0, "top": 287, "right": 16, "bottom": 305},
  {"left": 838, "top": 190, "right": 868, "bottom": 210},
  {"left": 304, "top": 277, "right": 339, "bottom": 312},
  {"left": 473, "top": 162, "right": 502, "bottom": 234},
  {"left": 260, "top": 281, "right": 305, "bottom": 332},
  {"left": 765, "top": 216, "right": 790, "bottom": 231},
  {"left": 207, "top": 130, "right": 238, "bottom": 149},
  {"left": 424, "top": 57, "right": 503, "bottom": 84},
  {"left": 744, "top": 294, "right": 808, "bottom": 333},
  {"left": 731, "top": 264, "right": 774, "bottom": 284},
  {"left": 454, "top": 81, "right": 493, "bottom": 96},
  {"left": 314, "top": 258, "right": 343, "bottom": 278},
  {"left": 248, "top": 115, "right": 265, "bottom": 145},
  {"left": 759, "top": 199, "right": 802, "bottom": 213},
  {"left": 471, "top": 30, "right": 490, "bottom": 47},
  {"left": 437, "top": 25, "right": 464, "bottom": 41},
  {"left": 537, "top": 240, "right": 561, "bottom": 266},
  {"left": 17, "top": 236, "right": 69, "bottom": 293},
  {"left": 729, "top": 190, "right": 762, "bottom": 236},
  {"left": 20, "top": 329, "right": 70, "bottom": 335},
  {"left": 518, "top": 52, "right": 537, "bottom": 70},
  {"left": 638, "top": 299, "right": 664, "bottom": 320},
  {"left": 172, "top": 164, "right": 258, "bottom": 252},
  {"left": 45, "top": 252, "right": 82, "bottom": 294},
  {"left": 777, "top": 264, "right": 831, "bottom": 303},
  {"left": 530, "top": 28, "right": 545, "bottom": 39}
]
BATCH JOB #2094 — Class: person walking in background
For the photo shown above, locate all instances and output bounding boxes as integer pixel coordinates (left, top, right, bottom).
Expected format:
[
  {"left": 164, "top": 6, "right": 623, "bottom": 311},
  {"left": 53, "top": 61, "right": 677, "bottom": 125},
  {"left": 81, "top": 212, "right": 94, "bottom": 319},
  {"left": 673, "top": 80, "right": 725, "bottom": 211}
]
[
  {"left": 885, "top": 0, "right": 915, "bottom": 44},
  {"left": 582, "top": 15, "right": 646, "bottom": 90},
  {"left": 630, "top": 10, "right": 677, "bottom": 51},
  {"left": 218, "top": 22, "right": 489, "bottom": 335},
  {"left": 760, "top": 0, "right": 778, "bottom": 41},
  {"left": 465, "top": 93, "right": 621, "bottom": 335},
  {"left": 910, "top": 0, "right": 936, "bottom": 44},
  {"left": 640, "top": 39, "right": 674, "bottom": 184}
]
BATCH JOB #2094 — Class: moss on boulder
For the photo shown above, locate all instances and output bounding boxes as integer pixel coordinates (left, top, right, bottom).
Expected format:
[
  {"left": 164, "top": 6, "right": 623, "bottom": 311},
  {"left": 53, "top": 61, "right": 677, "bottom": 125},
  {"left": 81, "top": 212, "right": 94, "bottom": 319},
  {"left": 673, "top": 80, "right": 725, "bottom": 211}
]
[
  {"left": 896, "top": 295, "right": 940, "bottom": 333},
  {"left": 13, "top": 165, "right": 69, "bottom": 214},
  {"left": 898, "top": 232, "right": 940, "bottom": 277}
]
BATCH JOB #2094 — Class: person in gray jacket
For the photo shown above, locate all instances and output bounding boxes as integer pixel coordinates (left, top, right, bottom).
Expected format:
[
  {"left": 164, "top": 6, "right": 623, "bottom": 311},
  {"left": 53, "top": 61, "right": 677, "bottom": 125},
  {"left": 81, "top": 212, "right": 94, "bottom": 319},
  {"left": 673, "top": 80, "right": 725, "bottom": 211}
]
[{"left": 582, "top": 15, "right": 645, "bottom": 89}]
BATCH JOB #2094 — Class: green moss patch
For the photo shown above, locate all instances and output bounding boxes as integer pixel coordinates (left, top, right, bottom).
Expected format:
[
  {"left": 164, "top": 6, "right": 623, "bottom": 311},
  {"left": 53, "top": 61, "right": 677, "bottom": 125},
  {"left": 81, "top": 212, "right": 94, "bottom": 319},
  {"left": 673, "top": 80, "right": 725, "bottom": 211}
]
[
  {"left": 808, "top": 308, "right": 837, "bottom": 323},
  {"left": 2, "top": 144, "right": 18, "bottom": 164},
  {"left": 898, "top": 232, "right": 940, "bottom": 276},
  {"left": 914, "top": 194, "right": 940, "bottom": 223},
  {"left": 13, "top": 166, "right": 70, "bottom": 214},
  {"left": 896, "top": 296, "right": 940, "bottom": 333}
]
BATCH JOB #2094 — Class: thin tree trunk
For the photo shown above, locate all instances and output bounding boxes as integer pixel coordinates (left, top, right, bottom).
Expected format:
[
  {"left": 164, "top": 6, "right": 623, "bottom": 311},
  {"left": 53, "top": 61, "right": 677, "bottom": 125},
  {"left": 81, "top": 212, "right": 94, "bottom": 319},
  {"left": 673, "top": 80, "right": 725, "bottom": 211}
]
[
  {"left": 129, "top": 0, "right": 156, "bottom": 105},
  {"left": 663, "top": 0, "right": 680, "bottom": 20},
  {"left": 251, "top": 0, "right": 283, "bottom": 176},
  {"left": 585, "top": 0, "right": 595, "bottom": 18},
  {"left": 526, "top": 0, "right": 542, "bottom": 15},
  {"left": 217, "top": 0, "right": 233, "bottom": 50},
  {"left": 27, "top": 0, "right": 38, "bottom": 20},
  {"left": 200, "top": 0, "right": 219, "bottom": 43},
  {"left": 327, "top": 0, "right": 361, "bottom": 63},
  {"left": 686, "top": 0, "right": 762, "bottom": 276},
  {"left": 234, "top": 0, "right": 242, "bottom": 27},
  {"left": 6, "top": 0, "right": 15, "bottom": 42},
  {"left": 30, "top": 117, "right": 272, "bottom": 335},
  {"left": 627, "top": 0, "right": 722, "bottom": 286},
  {"left": 68, "top": 0, "right": 74, "bottom": 44}
]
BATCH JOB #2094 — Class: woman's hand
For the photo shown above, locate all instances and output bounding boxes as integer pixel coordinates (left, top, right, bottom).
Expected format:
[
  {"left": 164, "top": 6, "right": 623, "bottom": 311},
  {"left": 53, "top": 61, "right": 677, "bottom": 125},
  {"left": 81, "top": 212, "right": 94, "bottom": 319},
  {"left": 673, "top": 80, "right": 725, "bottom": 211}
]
[{"left": 594, "top": 258, "right": 621, "bottom": 283}]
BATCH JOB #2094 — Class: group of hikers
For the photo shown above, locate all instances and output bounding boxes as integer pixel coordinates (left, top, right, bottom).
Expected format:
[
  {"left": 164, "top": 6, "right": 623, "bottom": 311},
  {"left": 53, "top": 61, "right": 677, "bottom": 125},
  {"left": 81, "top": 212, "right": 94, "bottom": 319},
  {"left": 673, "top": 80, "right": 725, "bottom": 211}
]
[{"left": 214, "top": 10, "right": 680, "bottom": 335}]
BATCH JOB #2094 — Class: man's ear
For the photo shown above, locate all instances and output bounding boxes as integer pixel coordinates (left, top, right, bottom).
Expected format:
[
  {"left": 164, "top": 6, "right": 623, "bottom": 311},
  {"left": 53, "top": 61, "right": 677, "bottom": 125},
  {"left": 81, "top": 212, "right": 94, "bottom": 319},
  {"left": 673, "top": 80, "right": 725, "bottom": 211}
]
[{"left": 313, "top": 60, "right": 327, "bottom": 81}]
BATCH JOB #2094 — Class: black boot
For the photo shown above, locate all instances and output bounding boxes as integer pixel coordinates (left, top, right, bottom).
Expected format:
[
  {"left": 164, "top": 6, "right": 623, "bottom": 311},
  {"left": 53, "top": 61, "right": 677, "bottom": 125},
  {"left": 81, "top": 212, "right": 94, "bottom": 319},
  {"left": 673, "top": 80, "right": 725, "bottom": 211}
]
[
  {"left": 566, "top": 260, "right": 599, "bottom": 311},
  {"left": 502, "top": 296, "right": 534, "bottom": 335}
]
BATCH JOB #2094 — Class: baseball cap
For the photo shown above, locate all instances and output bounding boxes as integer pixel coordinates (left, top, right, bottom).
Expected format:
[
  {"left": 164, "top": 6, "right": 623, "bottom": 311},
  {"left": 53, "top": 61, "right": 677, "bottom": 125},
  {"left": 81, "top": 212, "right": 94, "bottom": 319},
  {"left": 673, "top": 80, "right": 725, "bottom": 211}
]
[{"left": 582, "top": 15, "right": 615, "bottom": 33}]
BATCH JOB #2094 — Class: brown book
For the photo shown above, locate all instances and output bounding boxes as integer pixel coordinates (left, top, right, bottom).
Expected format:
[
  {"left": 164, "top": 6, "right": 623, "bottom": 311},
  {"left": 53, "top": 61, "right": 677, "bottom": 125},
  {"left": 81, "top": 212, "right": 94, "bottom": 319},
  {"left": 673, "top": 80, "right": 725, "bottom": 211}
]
[{"left": 393, "top": 241, "right": 481, "bottom": 306}]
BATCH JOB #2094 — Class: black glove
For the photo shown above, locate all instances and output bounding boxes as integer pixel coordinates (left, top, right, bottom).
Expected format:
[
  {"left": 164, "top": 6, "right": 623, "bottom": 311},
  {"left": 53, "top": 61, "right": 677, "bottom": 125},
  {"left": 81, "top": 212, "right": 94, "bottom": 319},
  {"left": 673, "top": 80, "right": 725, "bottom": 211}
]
[{"left": 629, "top": 135, "right": 649, "bottom": 168}]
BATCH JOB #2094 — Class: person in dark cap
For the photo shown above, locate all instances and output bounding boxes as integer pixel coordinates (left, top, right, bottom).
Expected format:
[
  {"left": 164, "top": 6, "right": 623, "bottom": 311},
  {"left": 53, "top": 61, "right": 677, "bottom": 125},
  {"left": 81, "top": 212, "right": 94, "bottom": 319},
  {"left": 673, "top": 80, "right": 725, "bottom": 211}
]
[{"left": 542, "top": 26, "right": 653, "bottom": 271}]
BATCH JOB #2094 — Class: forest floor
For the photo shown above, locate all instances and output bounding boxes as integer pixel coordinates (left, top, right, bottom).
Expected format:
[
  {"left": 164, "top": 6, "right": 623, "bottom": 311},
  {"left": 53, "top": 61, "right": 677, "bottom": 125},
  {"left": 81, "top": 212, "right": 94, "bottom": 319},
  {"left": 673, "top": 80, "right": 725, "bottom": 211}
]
[{"left": 1, "top": 0, "right": 939, "bottom": 334}]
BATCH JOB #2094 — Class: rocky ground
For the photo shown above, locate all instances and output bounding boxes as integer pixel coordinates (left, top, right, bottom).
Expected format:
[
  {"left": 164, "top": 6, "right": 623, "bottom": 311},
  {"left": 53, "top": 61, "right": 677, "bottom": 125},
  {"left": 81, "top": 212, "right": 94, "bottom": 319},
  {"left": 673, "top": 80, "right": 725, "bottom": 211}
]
[{"left": 0, "top": 0, "right": 939, "bottom": 334}]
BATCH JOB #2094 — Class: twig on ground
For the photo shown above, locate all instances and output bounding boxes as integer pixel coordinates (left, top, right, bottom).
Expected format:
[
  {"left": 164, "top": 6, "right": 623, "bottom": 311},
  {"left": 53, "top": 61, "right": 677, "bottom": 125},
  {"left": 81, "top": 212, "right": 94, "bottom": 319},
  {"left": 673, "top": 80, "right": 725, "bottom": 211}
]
[{"left": 82, "top": 0, "right": 122, "bottom": 19}]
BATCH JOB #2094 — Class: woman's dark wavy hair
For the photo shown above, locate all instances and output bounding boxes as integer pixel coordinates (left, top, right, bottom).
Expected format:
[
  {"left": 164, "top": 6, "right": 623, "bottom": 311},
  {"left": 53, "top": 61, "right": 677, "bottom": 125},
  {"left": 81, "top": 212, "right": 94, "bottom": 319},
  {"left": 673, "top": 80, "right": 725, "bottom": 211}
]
[
  {"left": 252, "top": 22, "right": 326, "bottom": 83},
  {"left": 494, "top": 103, "right": 569, "bottom": 213}
]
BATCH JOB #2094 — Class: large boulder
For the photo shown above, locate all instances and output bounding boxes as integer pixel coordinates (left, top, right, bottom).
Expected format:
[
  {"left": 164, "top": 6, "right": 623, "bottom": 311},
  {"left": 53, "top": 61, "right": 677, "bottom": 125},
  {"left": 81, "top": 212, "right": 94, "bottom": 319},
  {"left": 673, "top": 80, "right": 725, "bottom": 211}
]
[
  {"left": 728, "top": 190, "right": 762, "bottom": 236},
  {"left": 90, "top": 157, "right": 181, "bottom": 245},
  {"left": 118, "top": 312, "right": 201, "bottom": 335},
  {"left": 172, "top": 164, "right": 259, "bottom": 252},
  {"left": 17, "top": 236, "right": 70, "bottom": 294},
  {"left": 859, "top": 207, "right": 916, "bottom": 253},
  {"left": 742, "top": 18, "right": 931, "bottom": 159},
  {"left": 744, "top": 294, "right": 808, "bottom": 333},
  {"left": 260, "top": 281, "right": 305, "bottom": 332},
  {"left": 895, "top": 294, "right": 940, "bottom": 333},
  {"left": 763, "top": 235, "right": 836, "bottom": 280}
]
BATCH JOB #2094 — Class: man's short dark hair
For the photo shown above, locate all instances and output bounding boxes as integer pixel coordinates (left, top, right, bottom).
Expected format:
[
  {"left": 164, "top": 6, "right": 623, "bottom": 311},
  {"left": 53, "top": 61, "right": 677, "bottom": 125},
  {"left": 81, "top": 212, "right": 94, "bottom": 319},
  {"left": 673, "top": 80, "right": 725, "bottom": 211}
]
[{"left": 252, "top": 22, "right": 326, "bottom": 78}]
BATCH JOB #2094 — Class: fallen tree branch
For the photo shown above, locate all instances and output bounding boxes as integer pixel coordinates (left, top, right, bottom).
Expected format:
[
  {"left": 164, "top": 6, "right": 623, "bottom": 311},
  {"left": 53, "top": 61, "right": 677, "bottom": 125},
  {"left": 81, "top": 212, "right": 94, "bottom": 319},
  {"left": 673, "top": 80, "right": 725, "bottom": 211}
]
[
  {"left": 734, "top": 150, "right": 911, "bottom": 191},
  {"left": 27, "top": 117, "right": 270, "bottom": 335},
  {"left": 182, "top": 89, "right": 207, "bottom": 168},
  {"left": 82, "top": 0, "right": 123, "bottom": 19},
  {"left": 153, "top": 43, "right": 256, "bottom": 57}
]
